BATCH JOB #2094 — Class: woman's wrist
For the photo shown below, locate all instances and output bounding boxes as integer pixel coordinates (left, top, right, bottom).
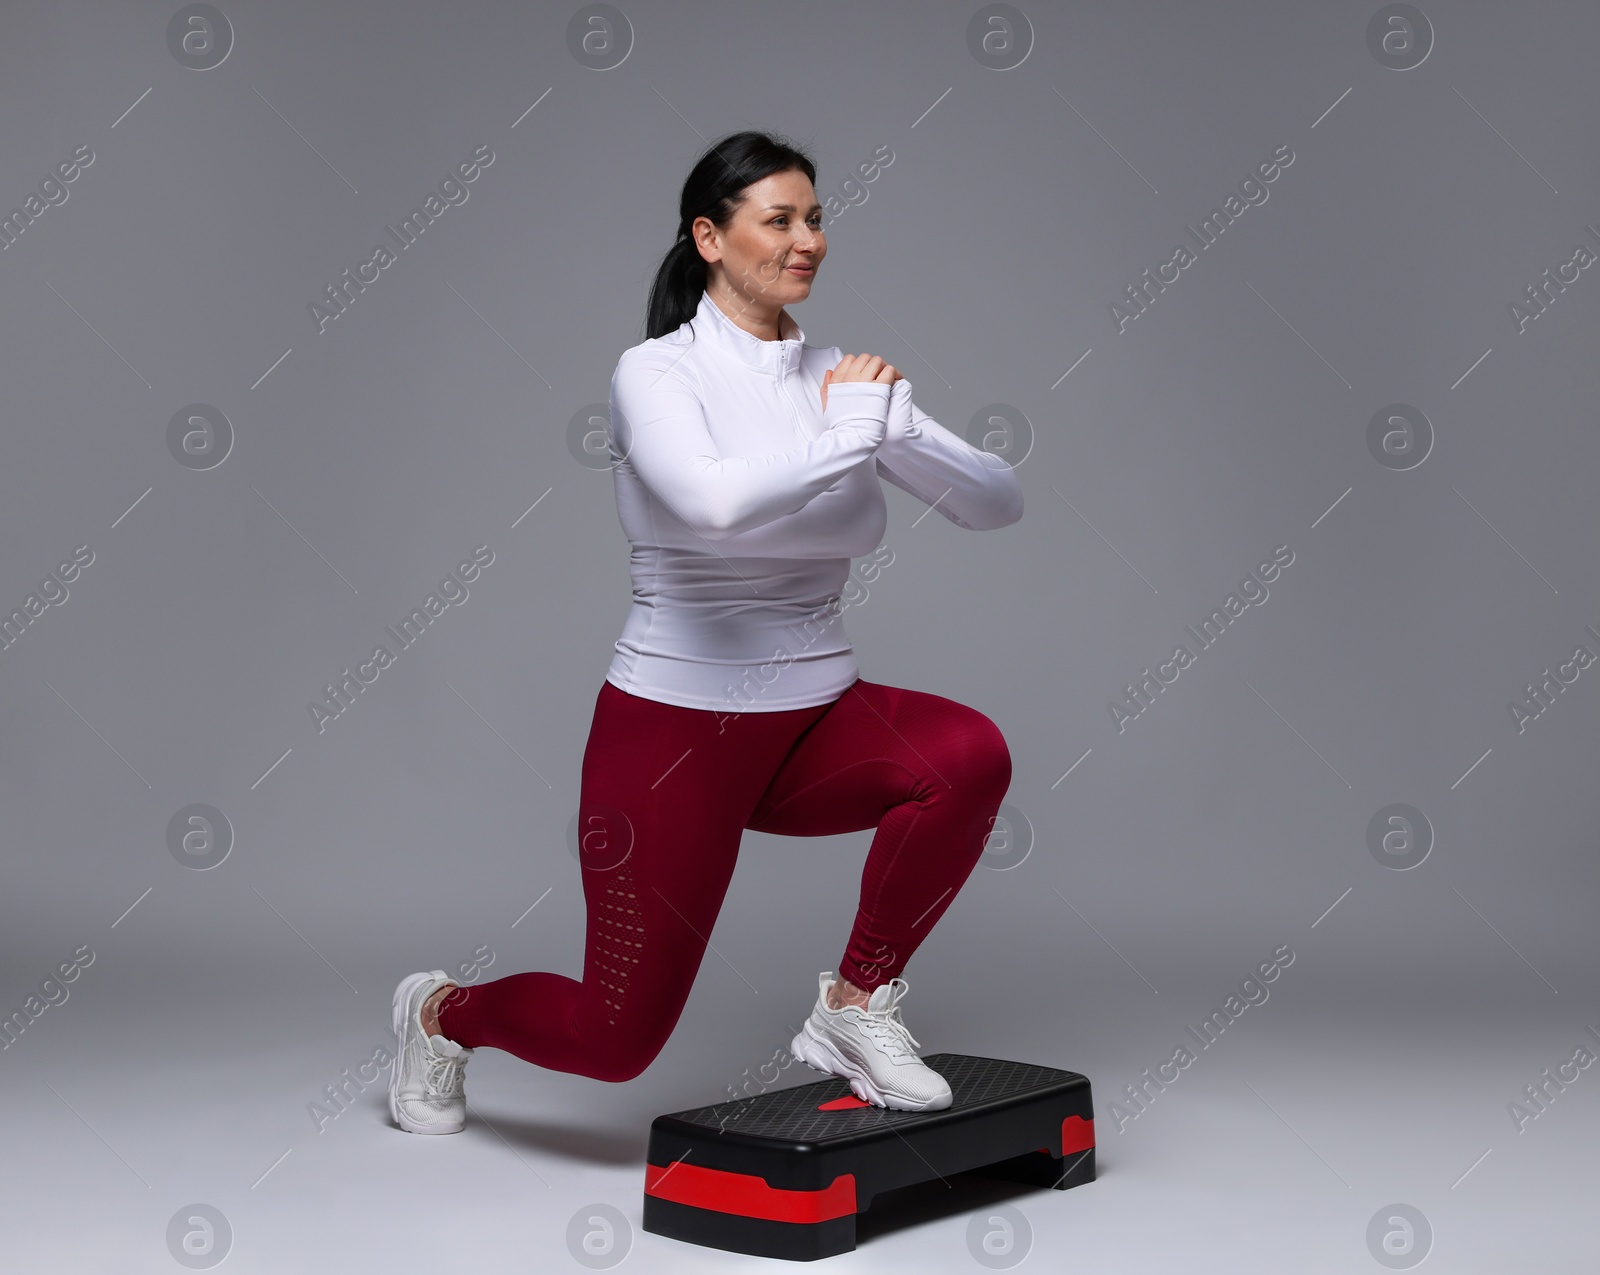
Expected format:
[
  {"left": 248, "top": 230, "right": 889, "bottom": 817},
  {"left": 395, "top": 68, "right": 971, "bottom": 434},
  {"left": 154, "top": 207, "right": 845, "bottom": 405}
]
[{"left": 820, "top": 379, "right": 891, "bottom": 423}]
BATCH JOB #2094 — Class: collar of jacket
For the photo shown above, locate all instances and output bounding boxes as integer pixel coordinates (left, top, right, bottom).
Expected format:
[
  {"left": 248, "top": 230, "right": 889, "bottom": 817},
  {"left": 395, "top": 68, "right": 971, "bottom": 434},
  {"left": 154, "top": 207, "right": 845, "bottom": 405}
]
[{"left": 690, "top": 288, "right": 807, "bottom": 377}]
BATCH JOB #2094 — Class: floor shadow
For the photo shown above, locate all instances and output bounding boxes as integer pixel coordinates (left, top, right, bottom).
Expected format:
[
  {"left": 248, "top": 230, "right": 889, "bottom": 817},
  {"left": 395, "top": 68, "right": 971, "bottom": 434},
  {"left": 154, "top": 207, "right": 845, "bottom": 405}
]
[
  {"left": 370, "top": 1097, "right": 647, "bottom": 1166},
  {"left": 470, "top": 1109, "right": 651, "bottom": 1165}
]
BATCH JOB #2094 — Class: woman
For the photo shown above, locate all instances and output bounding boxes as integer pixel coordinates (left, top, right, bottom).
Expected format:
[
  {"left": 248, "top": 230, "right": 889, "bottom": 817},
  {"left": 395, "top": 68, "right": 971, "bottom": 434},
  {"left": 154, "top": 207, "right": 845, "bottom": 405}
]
[{"left": 389, "top": 130, "right": 1023, "bottom": 1133}]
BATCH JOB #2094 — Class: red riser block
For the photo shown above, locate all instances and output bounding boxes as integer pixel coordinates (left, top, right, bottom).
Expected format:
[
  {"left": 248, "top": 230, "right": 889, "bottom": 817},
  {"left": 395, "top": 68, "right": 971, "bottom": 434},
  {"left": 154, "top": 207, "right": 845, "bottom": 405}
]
[
  {"left": 645, "top": 1161, "right": 857, "bottom": 1223},
  {"left": 1033, "top": 1112, "right": 1096, "bottom": 1156}
]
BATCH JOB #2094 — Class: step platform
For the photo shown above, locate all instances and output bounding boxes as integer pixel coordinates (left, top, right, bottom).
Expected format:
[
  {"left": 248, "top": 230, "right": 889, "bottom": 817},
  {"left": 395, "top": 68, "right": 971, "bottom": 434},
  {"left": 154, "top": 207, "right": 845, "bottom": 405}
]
[{"left": 642, "top": 1053, "right": 1094, "bottom": 1261}]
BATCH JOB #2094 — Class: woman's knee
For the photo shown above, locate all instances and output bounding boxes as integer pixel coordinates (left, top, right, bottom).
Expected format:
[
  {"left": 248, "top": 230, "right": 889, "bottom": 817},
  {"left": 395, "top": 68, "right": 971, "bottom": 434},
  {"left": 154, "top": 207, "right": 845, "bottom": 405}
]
[
  {"left": 941, "top": 704, "right": 1012, "bottom": 794},
  {"left": 591, "top": 1050, "right": 657, "bottom": 1084},
  {"left": 582, "top": 1010, "right": 676, "bottom": 1082},
  {"left": 579, "top": 1034, "right": 660, "bottom": 1083}
]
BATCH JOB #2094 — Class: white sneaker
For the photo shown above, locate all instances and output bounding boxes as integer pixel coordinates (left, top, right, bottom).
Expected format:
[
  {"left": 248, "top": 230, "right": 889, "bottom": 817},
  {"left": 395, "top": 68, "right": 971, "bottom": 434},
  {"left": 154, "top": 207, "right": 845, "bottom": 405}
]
[
  {"left": 389, "top": 970, "right": 474, "bottom": 1134},
  {"left": 789, "top": 970, "right": 952, "bottom": 1112}
]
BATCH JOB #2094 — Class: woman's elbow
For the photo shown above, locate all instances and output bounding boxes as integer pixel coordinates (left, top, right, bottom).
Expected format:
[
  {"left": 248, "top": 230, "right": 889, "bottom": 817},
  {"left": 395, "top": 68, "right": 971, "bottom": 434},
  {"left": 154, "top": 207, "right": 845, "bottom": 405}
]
[
  {"left": 678, "top": 500, "right": 742, "bottom": 540},
  {"left": 685, "top": 515, "right": 735, "bottom": 541}
]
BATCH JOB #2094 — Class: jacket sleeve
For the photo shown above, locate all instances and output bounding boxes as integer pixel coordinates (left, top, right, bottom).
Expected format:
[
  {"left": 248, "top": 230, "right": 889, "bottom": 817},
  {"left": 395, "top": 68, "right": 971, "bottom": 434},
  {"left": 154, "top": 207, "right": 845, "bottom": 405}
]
[
  {"left": 609, "top": 348, "right": 891, "bottom": 540},
  {"left": 872, "top": 379, "right": 1024, "bottom": 530}
]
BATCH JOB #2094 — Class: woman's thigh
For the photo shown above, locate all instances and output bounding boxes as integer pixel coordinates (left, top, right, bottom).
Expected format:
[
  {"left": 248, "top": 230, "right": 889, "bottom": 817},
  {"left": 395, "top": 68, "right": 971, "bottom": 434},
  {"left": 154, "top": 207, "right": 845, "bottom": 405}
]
[
  {"left": 743, "top": 677, "right": 1012, "bottom": 837},
  {"left": 579, "top": 679, "right": 832, "bottom": 847}
]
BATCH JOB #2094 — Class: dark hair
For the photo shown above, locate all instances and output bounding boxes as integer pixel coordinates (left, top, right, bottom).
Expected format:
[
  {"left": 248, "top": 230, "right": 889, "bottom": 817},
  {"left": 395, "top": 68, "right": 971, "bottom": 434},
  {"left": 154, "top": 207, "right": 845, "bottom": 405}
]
[{"left": 645, "top": 130, "right": 817, "bottom": 341}]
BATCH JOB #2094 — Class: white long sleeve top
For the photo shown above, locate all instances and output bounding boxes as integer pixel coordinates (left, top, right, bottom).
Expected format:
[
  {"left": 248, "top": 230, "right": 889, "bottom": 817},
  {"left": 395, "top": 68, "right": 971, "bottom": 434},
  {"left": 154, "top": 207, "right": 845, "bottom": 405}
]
[{"left": 603, "top": 288, "right": 1023, "bottom": 712}]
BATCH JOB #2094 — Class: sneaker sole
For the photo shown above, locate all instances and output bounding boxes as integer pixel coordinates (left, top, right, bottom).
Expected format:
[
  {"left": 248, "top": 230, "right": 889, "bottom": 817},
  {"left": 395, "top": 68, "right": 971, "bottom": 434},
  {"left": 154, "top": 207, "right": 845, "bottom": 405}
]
[
  {"left": 389, "top": 971, "right": 463, "bottom": 1135},
  {"left": 789, "top": 1022, "right": 951, "bottom": 1112}
]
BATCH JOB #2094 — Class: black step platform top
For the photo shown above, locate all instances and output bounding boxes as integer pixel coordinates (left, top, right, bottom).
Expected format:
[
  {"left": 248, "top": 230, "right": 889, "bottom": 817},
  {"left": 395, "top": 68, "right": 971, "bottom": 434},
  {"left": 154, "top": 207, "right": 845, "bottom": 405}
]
[{"left": 666, "top": 1052, "right": 1087, "bottom": 1145}]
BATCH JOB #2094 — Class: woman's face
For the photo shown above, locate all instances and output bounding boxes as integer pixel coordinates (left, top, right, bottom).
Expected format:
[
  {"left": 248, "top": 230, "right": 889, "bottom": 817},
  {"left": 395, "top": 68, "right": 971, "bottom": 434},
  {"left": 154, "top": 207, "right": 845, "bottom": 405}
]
[{"left": 694, "top": 168, "right": 825, "bottom": 312}]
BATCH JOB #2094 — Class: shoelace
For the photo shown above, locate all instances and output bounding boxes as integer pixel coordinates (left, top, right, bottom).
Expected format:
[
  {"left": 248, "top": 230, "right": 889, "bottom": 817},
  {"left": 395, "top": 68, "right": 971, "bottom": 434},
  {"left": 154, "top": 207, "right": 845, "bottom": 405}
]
[
  {"left": 852, "top": 980, "right": 922, "bottom": 1061},
  {"left": 423, "top": 1043, "right": 469, "bottom": 1099}
]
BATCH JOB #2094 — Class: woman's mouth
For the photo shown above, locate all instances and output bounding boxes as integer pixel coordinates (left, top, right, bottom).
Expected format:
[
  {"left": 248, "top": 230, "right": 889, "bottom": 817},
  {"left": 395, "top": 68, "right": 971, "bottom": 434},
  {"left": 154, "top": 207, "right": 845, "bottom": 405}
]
[{"left": 786, "top": 264, "right": 814, "bottom": 277}]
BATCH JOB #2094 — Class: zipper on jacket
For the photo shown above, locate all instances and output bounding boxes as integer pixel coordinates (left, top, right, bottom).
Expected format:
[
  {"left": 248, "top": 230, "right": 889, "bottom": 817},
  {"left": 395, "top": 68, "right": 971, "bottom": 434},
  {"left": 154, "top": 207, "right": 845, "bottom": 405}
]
[
  {"left": 778, "top": 349, "right": 812, "bottom": 440},
  {"left": 779, "top": 377, "right": 802, "bottom": 438}
]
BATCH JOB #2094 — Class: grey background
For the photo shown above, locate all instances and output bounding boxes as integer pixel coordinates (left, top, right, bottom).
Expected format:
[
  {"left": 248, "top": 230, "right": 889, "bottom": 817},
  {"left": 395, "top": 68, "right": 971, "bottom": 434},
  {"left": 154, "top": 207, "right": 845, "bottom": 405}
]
[{"left": 1, "top": 0, "right": 1595, "bottom": 1270}]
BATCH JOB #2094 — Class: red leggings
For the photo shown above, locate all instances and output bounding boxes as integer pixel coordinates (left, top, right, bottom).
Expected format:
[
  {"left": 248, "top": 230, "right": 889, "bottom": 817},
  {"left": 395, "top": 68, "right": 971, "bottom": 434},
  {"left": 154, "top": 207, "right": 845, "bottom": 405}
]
[{"left": 437, "top": 676, "right": 1011, "bottom": 1083}]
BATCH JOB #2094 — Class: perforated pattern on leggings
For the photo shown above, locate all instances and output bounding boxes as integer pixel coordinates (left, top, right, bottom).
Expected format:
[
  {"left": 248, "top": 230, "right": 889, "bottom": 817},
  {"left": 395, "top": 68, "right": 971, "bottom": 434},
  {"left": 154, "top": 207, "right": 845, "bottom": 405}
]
[{"left": 591, "top": 856, "right": 644, "bottom": 1026}]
